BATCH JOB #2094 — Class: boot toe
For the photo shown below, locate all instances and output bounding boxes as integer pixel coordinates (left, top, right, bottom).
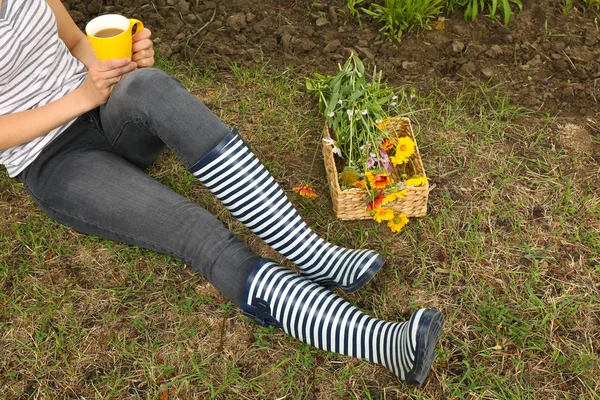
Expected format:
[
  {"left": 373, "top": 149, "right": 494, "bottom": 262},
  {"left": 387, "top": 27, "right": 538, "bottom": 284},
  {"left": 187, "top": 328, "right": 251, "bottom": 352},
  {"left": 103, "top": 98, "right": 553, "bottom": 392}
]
[{"left": 405, "top": 309, "right": 444, "bottom": 385}]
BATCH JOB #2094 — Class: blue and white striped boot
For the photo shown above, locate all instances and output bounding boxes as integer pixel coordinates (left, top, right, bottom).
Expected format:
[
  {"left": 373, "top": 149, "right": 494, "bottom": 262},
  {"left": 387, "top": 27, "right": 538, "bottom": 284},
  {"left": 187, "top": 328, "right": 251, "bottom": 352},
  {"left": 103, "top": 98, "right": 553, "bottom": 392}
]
[
  {"left": 190, "top": 129, "right": 385, "bottom": 293},
  {"left": 242, "top": 259, "right": 444, "bottom": 385}
]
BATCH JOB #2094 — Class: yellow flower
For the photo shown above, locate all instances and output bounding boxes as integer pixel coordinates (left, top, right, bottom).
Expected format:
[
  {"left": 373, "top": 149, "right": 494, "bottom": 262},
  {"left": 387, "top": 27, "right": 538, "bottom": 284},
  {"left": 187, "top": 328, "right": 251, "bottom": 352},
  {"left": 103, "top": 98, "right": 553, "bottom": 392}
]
[
  {"left": 382, "top": 194, "right": 397, "bottom": 205},
  {"left": 390, "top": 137, "right": 416, "bottom": 166},
  {"left": 388, "top": 213, "right": 409, "bottom": 233},
  {"left": 405, "top": 176, "right": 429, "bottom": 187},
  {"left": 382, "top": 189, "right": 407, "bottom": 204},
  {"left": 293, "top": 185, "right": 318, "bottom": 199},
  {"left": 376, "top": 118, "right": 391, "bottom": 131},
  {"left": 392, "top": 190, "right": 407, "bottom": 199},
  {"left": 366, "top": 171, "right": 394, "bottom": 189},
  {"left": 372, "top": 207, "right": 394, "bottom": 223}
]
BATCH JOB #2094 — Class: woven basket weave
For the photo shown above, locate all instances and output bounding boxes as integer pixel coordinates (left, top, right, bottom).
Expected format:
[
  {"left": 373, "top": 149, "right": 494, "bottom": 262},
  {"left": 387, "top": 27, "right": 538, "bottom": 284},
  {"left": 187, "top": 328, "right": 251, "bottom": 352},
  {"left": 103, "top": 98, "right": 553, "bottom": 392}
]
[{"left": 322, "top": 117, "right": 429, "bottom": 221}]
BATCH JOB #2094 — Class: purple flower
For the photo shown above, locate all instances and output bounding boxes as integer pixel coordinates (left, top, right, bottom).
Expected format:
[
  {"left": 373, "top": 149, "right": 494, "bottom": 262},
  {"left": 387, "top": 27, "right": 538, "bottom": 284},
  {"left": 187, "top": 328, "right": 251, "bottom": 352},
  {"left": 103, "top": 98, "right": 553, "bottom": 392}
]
[
  {"left": 379, "top": 148, "right": 393, "bottom": 172},
  {"left": 367, "top": 153, "right": 377, "bottom": 169}
]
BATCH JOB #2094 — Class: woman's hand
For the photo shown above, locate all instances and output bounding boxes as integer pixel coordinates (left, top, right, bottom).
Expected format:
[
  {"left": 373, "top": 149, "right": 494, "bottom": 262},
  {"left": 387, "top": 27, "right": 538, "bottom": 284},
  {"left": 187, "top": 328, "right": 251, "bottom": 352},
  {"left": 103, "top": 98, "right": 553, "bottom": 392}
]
[
  {"left": 80, "top": 58, "right": 138, "bottom": 107},
  {"left": 132, "top": 28, "right": 155, "bottom": 68}
]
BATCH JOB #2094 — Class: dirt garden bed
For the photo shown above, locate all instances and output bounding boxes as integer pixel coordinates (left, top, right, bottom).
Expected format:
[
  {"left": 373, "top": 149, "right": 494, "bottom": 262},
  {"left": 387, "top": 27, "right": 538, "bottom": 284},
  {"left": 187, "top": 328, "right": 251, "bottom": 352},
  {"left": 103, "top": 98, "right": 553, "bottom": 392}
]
[{"left": 64, "top": 0, "right": 600, "bottom": 123}]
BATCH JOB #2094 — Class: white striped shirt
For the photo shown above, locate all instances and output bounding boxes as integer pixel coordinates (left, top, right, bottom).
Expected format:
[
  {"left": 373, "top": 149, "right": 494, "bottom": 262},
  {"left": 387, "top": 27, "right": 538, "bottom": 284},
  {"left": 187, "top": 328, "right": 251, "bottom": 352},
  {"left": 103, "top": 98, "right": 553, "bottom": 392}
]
[{"left": 0, "top": 0, "right": 87, "bottom": 177}]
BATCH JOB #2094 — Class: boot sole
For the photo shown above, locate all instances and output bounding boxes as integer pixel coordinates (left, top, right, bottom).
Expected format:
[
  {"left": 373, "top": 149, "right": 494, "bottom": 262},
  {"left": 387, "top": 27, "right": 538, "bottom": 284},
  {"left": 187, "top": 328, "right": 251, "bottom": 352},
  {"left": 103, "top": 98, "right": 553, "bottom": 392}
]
[
  {"left": 405, "top": 309, "right": 444, "bottom": 386},
  {"left": 318, "top": 254, "right": 386, "bottom": 293}
]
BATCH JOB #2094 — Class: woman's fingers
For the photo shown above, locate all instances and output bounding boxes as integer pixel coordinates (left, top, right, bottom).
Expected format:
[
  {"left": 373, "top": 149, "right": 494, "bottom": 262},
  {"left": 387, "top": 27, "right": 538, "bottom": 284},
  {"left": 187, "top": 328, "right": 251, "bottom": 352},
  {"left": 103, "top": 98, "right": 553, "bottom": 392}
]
[
  {"left": 132, "top": 28, "right": 152, "bottom": 43},
  {"left": 132, "top": 34, "right": 155, "bottom": 68},
  {"left": 132, "top": 49, "right": 155, "bottom": 67},
  {"left": 93, "top": 59, "right": 138, "bottom": 81},
  {"left": 132, "top": 29, "right": 155, "bottom": 68}
]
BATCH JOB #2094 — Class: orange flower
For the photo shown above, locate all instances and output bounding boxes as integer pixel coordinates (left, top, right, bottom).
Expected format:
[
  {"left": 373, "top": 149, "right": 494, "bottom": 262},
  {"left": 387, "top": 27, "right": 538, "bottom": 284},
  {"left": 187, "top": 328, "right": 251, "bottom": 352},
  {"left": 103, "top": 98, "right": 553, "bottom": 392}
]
[
  {"left": 380, "top": 138, "right": 394, "bottom": 150},
  {"left": 365, "top": 171, "right": 394, "bottom": 189},
  {"left": 352, "top": 180, "right": 367, "bottom": 189},
  {"left": 365, "top": 192, "right": 386, "bottom": 212},
  {"left": 293, "top": 185, "right": 318, "bottom": 199}
]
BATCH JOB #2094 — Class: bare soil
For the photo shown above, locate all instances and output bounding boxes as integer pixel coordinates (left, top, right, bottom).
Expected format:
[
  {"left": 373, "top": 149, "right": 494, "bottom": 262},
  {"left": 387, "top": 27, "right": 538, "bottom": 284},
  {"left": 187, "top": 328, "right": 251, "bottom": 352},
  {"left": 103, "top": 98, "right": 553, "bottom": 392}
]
[{"left": 65, "top": 0, "right": 600, "bottom": 123}]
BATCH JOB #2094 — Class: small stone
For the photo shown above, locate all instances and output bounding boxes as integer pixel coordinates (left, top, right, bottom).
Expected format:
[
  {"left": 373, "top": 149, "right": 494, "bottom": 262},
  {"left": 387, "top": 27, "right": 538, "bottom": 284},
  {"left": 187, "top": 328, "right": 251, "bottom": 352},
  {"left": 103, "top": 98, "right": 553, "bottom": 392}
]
[
  {"left": 315, "top": 17, "right": 329, "bottom": 27},
  {"left": 357, "top": 47, "right": 375, "bottom": 60},
  {"left": 227, "top": 13, "right": 247, "bottom": 32},
  {"left": 554, "top": 59, "right": 568, "bottom": 72},
  {"left": 401, "top": 61, "right": 418, "bottom": 70},
  {"left": 178, "top": 0, "right": 190, "bottom": 12},
  {"left": 451, "top": 41, "right": 465, "bottom": 54},
  {"left": 551, "top": 53, "right": 563, "bottom": 60},
  {"left": 528, "top": 54, "right": 543, "bottom": 68},
  {"left": 157, "top": 43, "right": 173, "bottom": 59},
  {"left": 562, "top": 86, "right": 574, "bottom": 97},
  {"left": 552, "top": 42, "right": 566, "bottom": 52},
  {"left": 481, "top": 68, "right": 494, "bottom": 78},
  {"left": 323, "top": 40, "right": 341, "bottom": 53},
  {"left": 281, "top": 33, "right": 292, "bottom": 52},
  {"left": 297, "top": 38, "right": 317, "bottom": 53},
  {"left": 329, "top": 6, "right": 338, "bottom": 25},
  {"left": 485, "top": 44, "right": 503, "bottom": 58},
  {"left": 459, "top": 61, "right": 476, "bottom": 75},
  {"left": 184, "top": 13, "right": 197, "bottom": 24},
  {"left": 389, "top": 57, "right": 402, "bottom": 67},
  {"left": 533, "top": 206, "right": 545, "bottom": 218}
]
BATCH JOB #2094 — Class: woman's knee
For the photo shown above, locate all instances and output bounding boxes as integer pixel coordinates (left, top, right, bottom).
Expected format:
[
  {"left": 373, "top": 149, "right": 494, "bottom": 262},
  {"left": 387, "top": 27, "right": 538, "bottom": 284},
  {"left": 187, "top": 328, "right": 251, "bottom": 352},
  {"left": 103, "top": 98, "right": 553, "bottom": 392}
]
[{"left": 115, "top": 68, "right": 182, "bottom": 102}]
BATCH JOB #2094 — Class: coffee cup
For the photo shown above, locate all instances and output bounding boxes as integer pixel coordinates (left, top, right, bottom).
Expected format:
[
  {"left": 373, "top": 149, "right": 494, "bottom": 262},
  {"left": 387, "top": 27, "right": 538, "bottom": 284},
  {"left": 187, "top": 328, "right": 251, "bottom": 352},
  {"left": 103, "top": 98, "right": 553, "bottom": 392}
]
[{"left": 85, "top": 14, "right": 144, "bottom": 60}]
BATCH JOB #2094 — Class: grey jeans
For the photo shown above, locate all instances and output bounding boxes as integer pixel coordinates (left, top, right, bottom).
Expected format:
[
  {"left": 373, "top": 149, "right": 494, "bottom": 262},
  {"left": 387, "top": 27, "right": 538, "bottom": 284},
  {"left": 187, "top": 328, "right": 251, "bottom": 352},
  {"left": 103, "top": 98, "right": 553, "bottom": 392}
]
[{"left": 18, "top": 68, "right": 261, "bottom": 306}]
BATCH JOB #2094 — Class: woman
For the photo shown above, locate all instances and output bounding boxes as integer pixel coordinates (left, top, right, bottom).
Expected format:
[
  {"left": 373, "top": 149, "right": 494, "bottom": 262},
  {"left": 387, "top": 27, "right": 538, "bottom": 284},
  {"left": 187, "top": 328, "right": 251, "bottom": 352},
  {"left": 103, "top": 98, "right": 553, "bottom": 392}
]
[{"left": 0, "top": 0, "right": 444, "bottom": 385}]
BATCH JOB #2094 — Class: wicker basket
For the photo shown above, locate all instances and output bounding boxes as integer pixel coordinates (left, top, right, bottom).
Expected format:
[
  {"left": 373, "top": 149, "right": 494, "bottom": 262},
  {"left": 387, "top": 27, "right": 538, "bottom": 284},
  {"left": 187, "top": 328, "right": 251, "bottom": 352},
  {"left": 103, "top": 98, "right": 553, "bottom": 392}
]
[{"left": 322, "top": 117, "right": 429, "bottom": 221}]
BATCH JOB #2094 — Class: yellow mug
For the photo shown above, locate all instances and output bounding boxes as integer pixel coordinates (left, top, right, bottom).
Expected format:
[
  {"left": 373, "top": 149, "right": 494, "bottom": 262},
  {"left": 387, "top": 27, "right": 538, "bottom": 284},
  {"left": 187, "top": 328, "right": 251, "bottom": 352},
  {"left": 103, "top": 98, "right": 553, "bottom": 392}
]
[{"left": 85, "top": 14, "right": 144, "bottom": 60}]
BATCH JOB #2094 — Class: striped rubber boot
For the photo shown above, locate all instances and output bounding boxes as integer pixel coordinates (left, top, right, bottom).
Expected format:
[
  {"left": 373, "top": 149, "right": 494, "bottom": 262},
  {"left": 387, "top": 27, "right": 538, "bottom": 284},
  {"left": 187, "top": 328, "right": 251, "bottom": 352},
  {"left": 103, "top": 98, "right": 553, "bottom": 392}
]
[
  {"left": 242, "top": 259, "right": 444, "bottom": 385},
  {"left": 190, "top": 129, "right": 385, "bottom": 293}
]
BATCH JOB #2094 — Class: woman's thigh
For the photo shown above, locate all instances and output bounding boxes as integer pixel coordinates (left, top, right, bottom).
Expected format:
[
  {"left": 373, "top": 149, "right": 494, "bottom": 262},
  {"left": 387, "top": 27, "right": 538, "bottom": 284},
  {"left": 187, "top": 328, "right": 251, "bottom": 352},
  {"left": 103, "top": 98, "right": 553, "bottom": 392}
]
[
  {"left": 20, "top": 144, "right": 259, "bottom": 305},
  {"left": 98, "top": 68, "right": 231, "bottom": 169}
]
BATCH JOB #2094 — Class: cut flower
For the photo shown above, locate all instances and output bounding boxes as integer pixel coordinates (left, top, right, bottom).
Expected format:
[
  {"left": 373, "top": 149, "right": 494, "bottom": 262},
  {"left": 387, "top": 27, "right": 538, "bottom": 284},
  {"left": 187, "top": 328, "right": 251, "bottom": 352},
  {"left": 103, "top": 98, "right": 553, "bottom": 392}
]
[
  {"left": 366, "top": 191, "right": 386, "bottom": 212},
  {"left": 293, "top": 185, "right": 318, "bottom": 199},
  {"left": 372, "top": 207, "right": 394, "bottom": 223},
  {"left": 390, "top": 137, "right": 416, "bottom": 166},
  {"left": 382, "top": 190, "right": 407, "bottom": 205},
  {"left": 388, "top": 213, "right": 409, "bottom": 233},
  {"left": 405, "top": 176, "right": 429, "bottom": 187},
  {"left": 380, "top": 138, "right": 394, "bottom": 150},
  {"left": 365, "top": 171, "right": 394, "bottom": 189}
]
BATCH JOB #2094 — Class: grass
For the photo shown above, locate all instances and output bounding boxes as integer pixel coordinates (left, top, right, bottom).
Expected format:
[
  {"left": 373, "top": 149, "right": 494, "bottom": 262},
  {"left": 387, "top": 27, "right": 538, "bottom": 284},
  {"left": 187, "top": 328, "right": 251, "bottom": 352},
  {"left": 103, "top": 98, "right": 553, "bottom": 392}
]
[{"left": 1, "top": 54, "right": 599, "bottom": 399}]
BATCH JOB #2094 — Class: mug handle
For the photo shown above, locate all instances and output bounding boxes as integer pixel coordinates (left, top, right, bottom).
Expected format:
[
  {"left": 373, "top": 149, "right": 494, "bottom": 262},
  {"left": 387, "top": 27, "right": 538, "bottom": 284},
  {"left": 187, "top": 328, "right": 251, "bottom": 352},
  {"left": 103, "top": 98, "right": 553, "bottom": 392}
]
[{"left": 129, "top": 18, "right": 144, "bottom": 36}]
